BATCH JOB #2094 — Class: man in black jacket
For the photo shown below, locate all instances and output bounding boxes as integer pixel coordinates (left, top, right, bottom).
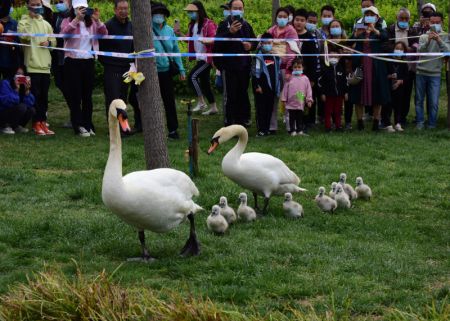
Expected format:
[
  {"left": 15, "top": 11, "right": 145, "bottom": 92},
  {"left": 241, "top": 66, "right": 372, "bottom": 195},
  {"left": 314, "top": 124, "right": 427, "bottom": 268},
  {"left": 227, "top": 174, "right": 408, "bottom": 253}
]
[
  {"left": 99, "top": 0, "right": 141, "bottom": 132},
  {"left": 213, "top": 0, "right": 256, "bottom": 127}
]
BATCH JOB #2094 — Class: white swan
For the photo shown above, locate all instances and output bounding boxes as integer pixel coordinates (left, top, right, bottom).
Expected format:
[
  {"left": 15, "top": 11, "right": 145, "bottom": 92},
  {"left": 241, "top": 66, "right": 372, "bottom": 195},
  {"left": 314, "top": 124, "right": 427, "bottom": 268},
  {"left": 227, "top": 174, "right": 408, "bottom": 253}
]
[
  {"left": 102, "top": 99, "right": 202, "bottom": 261},
  {"left": 208, "top": 125, "right": 306, "bottom": 214}
]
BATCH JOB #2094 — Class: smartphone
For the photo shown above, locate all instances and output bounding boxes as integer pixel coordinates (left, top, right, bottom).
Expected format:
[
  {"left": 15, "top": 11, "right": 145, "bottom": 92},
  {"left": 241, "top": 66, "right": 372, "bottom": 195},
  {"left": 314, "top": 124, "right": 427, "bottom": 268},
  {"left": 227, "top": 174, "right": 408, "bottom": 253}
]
[
  {"left": 430, "top": 25, "right": 436, "bottom": 32},
  {"left": 232, "top": 15, "right": 243, "bottom": 23},
  {"left": 85, "top": 7, "right": 94, "bottom": 16},
  {"left": 15, "top": 75, "right": 30, "bottom": 85},
  {"left": 355, "top": 23, "right": 367, "bottom": 30}
]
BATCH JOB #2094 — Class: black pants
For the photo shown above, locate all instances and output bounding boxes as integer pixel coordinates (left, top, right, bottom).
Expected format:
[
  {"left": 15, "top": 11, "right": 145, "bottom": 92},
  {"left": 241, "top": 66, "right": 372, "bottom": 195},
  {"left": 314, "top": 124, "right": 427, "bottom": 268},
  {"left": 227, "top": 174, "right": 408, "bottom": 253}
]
[
  {"left": 289, "top": 109, "right": 304, "bottom": 133},
  {"left": 0, "top": 103, "right": 35, "bottom": 128},
  {"left": 222, "top": 69, "right": 251, "bottom": 126},
  {"left": 344, "top": 100, "right": 353, "bottom": 124},
  {"left": 28, "top": 73, "right": 50, "bottom": 122},
  {"left": 64, "top": 58, "right": 95, "bottom": 133},
  {"left": 158, "top": 71, "right": 178, "bottom": 133},
  {"left": 188, "top": 60, "right": 215, "bottom": 104},
  {"left": 254, "top": 85, "right": 275, "bottom": 133},
  {"left": 401, "top": 70, "right": 415, "bottom": 124},
  {"left": 382, "top": 85, "right": 405, "bottom": 126}
]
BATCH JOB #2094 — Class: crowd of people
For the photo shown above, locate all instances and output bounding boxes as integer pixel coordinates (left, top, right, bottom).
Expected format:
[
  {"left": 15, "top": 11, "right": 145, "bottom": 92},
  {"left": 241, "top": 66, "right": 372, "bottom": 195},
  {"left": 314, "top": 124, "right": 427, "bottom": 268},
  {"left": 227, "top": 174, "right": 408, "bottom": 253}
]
[{"left": 0, "top": 0, "right": 449, "bottom": 138}]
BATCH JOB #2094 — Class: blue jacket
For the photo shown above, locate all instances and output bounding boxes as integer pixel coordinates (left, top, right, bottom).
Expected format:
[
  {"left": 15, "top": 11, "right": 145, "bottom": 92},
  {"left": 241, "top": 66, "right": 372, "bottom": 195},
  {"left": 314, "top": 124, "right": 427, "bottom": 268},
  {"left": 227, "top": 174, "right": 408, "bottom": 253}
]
[
  {"left": 0, "top": 17, "right": 21, "bottom": 70},
  {"left": 0, "top": 80, "right": 35, "bottom": 112},
  {"left": 252, "top": 51, "right": 281, "bottom": 96},
  {"left": 152, "top": 22, "right": 185, "bottom": 76}
]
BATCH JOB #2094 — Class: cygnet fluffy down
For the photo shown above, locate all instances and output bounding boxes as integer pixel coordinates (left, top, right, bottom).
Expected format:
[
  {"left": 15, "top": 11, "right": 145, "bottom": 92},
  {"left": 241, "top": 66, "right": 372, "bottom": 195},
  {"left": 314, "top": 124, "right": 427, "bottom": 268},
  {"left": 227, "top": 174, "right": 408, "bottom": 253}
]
[
  {"left": 339, "top": 173, "right": 357, "bottom": 200},
  {"left": 207, "top": 205, "right": 229, "bottom": 234},
  {"left": 283, "top": 192, "right": 304, "bottom": 218},
  {"left": 315, "top": 187, "right": 337, "bottom": 213},
  {"left": 355, "top": 177, "right": 372, "bottom": 200},
  {"left": 219, "top": 196, "right": 237, "bottom": 224},
  {"left": 329, "top": 182, "right": 337, "bottom": 199},
  {"left": 237, "top": 193, "right": 257, "bottom": 222},
  {"left": 335, "top": 184, "right": 351, "bottom": 209}
]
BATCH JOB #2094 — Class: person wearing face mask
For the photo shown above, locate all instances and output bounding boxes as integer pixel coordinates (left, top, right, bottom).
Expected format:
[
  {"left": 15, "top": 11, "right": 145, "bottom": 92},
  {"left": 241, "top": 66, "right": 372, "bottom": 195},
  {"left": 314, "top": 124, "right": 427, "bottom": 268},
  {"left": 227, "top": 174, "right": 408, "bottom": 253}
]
[
  {"left": 267, "top": 7, "right": 300, "bottom": 133},
  {"left": 319, "top": 5, "right": 335, "bottom": 38},
  {"left": 412, "top": 3, "right": 436, "bottom": 35},
  {"left": 385, "top": 8, "right": 418, "bottom": 127},
  {"left": 0, "top": 66, "right": 35, "bottom": 135},
  {"left": 280, "top": 58, "right": 313, "bottom": 136},
  {"left": 415, "top": 12, "right": 450, "bottom": 130},
  {"left": 353, "top": 0, "right": 387, "bottom": 32},
  {"left": 18, "top": 0, "right": 56, "bottom": 136},
  {"left": 151, "top": 1, "right": 186, "bottom": 139},
  {"left": 183, "top": 1, "right": 217, "bottom": 116},
  {"left": 349, "top": 6, "right": 390, "bottom": 132},
  {"left": 213, "top": 0, "right": 256, "bottom": 127},
  {"left": 61, "top": 0, "right": 108, "bottom": 137},
  {"left": 318, "top": 49, "right": 348, "bottom": 132},
  {"left": 251, "top": 33, "right": 281, "bottom": 137},
  {"left": 0, "top": 1, "right": 21, "bottom": 80}
]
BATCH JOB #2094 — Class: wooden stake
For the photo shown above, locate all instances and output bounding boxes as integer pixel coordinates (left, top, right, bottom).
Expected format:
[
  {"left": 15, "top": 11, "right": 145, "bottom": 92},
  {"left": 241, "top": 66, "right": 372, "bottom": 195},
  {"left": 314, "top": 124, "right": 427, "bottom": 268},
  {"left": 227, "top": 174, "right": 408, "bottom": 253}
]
[{"left": 192, "top": 119, "right": 199, "bottom": 177}]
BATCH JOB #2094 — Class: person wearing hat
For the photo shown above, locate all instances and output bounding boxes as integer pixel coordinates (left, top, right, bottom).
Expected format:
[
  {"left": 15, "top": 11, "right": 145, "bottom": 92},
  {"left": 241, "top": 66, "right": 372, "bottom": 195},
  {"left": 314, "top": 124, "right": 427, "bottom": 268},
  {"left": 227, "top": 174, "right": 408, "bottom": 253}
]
[
  {"left": 61, "top": 0, "right": 108, "bottom": 137},
  {"left": 213, "top": 0, "right": 257, "bottom": 127},
  {"left": 182, "top": 1, "right": 218, "bottom": 116},
  {"left": 18, "top": 0, "right": 56, "bottom": 136},
  {"left": 413, "top": 3, "right": 436, "bottom": 35},
  {"left": 151, "top": 1, "right": 186, "bottom": 140},
  {"left": 349, "top": 6, "right": 390, "bottom": 132}
]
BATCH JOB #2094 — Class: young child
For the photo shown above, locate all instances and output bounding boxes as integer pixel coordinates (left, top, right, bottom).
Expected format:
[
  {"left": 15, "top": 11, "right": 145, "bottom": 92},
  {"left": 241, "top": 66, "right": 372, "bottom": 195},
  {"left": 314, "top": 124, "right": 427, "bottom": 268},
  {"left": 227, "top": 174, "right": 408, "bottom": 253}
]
[
  {"left": 318, "top": 49, "right": 348, "bottom": 132},
  {"left": 381, "top": 41, "right": 409, "bottom": 132},
  {"left": 280, "top": 58, "right": 313, "bottom": 136},
  {"left": 252, "top": 33, "right": 281, "bottom": 137}
]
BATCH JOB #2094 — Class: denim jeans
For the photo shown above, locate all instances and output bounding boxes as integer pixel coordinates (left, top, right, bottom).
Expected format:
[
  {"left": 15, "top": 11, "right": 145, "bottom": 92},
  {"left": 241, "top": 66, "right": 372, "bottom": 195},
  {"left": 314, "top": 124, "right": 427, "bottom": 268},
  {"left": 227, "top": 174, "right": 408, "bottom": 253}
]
[{"left": 415, "top": 74, "right": 441, "bottom": 128}]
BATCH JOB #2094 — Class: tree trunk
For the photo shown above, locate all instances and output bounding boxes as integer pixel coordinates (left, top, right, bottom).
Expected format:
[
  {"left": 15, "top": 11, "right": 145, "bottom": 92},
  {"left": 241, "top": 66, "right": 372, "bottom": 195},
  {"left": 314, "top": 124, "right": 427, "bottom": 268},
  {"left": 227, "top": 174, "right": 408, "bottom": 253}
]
[
  {"left": 271, "top": 0, "right": 281, "bottom": 26},
  {"left": 131, "top": 0, "right": 170, "bottom": 169},
  {"left": 416, "top": 0, "right": 424, "bottom": 17}
]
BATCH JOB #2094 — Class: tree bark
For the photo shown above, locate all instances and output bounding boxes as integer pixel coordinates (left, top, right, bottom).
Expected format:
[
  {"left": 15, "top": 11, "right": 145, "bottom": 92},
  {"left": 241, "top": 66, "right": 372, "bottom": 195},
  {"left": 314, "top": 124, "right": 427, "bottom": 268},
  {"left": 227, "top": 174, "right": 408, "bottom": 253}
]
[
  {"left": 416, "top": 0, "right": 424, "bottom": 17},
  {"left": 271, "top": 0, "right": 281, "bottom": 26},
  {"left": 131, "top": 0, "right": 170, "bottom": 169}
]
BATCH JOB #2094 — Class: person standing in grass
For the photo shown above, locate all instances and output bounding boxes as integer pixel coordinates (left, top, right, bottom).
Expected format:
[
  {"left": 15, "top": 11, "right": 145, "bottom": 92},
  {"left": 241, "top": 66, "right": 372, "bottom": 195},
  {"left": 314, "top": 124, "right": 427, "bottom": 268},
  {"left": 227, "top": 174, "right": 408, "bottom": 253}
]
[
  {"left": 99, "top": 0, "right": 141, "bottom": 133},
  {"left": 415, "top": 12, "right": 450, "bottom": 130},
  {"left": 280, "top": 58, "right": 313, "bottom": 136},
  {"left": 18, "top": 0, "right": 56, "bottom": 136},
  {"left": 61, "top": 0, "right": 107, "bottom": 137},
  {"left": 252, "top": 33, "right": 281, "bottom": 137},
  {"left": 0, "top": 4, "right": 21, "bottom": 80},
  {"left": 183, "top": 1, "right": 218, "bottom": 116}
]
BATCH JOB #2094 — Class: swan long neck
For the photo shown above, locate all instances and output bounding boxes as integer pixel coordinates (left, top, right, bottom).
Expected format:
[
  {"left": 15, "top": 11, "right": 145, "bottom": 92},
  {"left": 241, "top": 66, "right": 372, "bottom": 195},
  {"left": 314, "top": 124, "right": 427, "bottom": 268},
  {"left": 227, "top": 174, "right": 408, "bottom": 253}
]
[
  {"left": 225, "top": 126, "right": 248, "bottom": 163},
  {"left": 104, "top": 114, "right": 125, "bottom": 190}
]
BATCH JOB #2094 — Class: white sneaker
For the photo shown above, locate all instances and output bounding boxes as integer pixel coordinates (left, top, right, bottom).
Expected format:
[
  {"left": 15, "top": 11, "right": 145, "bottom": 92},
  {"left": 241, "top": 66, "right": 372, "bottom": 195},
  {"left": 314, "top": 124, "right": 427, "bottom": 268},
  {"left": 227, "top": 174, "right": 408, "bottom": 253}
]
[
  {"left": 192, "top": 104, "right": 207, "bottom": 112},
  {"left": 202, "top": 108, "right": 218, "bottom": 115},
  {"left": 297, "top": 131, "right": 309, "bottom": 136},
  {"left": 384, "top": 125, "right": 395, "bottom": 133},
  {"left": 15, "top": 125, "right": 29, "bottom": 133},
  {"left": 290, "top": 131, "right": 297, "bottom": 136},
  {"left": 78, "top": 126, "right": 90, "bottom": 137},
  {"left": 394, "top": 123, "right": 404, "bottom": 132},
  {"left": 1, "top": 127, "right": 15, "bottom": 134}
]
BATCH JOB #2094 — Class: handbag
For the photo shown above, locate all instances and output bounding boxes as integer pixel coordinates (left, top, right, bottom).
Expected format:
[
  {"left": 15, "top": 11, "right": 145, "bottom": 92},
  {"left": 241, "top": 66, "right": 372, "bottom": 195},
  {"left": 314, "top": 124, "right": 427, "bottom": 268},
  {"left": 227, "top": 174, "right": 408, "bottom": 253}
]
[
  {"left": 347, "top": 67, "right": 363, "bottom": 86},
  {"left": 153, "top": 27, "right": 180, "bottom": 77}
]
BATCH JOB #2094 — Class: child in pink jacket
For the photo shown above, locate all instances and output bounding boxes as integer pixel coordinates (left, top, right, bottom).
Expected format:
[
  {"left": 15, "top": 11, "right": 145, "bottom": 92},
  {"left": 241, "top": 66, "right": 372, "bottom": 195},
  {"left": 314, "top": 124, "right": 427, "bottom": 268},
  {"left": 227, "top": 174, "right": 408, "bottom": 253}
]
[{"left": 281, "top": 58, "right": 313, "bottom": 136}]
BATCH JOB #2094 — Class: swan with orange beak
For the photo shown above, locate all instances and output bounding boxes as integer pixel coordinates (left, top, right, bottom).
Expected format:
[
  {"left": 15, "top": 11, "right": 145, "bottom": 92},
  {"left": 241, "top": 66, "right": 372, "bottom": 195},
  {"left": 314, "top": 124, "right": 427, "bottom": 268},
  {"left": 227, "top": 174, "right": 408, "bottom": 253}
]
[{"left": 208, "top": 125, "right": 306, "bottom": 215}]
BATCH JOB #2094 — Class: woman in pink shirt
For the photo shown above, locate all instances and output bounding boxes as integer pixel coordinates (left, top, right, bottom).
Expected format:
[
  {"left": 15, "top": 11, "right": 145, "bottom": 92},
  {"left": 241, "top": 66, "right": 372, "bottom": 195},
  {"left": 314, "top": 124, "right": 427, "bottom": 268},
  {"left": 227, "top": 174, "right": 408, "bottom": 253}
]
[
  {"left": 281, "top": 58, "right": 313, "bottom": 136},
  {"left": 61, "top": 0, "right": 107, "bottom": 137}
]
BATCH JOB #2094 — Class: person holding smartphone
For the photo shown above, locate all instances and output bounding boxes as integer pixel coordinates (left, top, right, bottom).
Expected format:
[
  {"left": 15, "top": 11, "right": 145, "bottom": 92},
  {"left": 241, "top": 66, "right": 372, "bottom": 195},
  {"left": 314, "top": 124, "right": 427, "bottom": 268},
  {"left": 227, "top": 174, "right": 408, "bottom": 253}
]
[
  {"left": 0, "top": 67, "right": 35, "bottom": 135},
  {"left": 61, "top": 0, "right": 107, "bottom": 137},
  {"left": 349, "top": 6, "right": 390, "bottom": 132},
  {"left": 213, "top": 0, "right": 256, "bottom": 127}
]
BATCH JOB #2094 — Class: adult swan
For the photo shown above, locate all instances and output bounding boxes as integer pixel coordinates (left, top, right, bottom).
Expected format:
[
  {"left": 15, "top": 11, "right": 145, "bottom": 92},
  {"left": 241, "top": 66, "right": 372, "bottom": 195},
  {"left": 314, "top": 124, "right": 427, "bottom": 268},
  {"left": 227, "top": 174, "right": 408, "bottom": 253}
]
[
  {"left": 102, "top": 100, "right": 202, "bottom": 261},
  {"left": 208, "top": 125, "right": 306, "bottom": 214}
]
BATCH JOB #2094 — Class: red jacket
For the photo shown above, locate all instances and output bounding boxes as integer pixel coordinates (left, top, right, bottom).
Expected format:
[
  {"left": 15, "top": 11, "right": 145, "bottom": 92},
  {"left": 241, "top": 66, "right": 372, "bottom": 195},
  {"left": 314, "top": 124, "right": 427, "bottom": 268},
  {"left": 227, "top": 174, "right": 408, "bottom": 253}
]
[{"left": 187, "top": 18, "right": 217, "bottom": 64}]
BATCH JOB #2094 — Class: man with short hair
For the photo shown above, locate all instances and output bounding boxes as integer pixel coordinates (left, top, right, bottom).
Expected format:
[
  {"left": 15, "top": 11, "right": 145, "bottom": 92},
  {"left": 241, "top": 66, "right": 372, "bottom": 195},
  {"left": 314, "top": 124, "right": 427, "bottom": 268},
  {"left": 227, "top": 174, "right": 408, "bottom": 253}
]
[
  {"left": 99, "top": 0, "right": 141, "bottom": 132},
  {"left": 415, "top": 12, "right": 450, "bottom": 129},
  {"left": 319, "top": 5, "right": 334, "bottom": 37}
]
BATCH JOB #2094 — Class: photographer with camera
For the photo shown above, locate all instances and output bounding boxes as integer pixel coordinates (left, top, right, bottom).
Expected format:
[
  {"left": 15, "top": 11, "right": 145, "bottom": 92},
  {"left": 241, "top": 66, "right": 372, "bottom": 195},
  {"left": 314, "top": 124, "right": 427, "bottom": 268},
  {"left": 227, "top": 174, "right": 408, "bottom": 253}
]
[{"left": 0, "top": 67, "right": 35, "bottom": 135}]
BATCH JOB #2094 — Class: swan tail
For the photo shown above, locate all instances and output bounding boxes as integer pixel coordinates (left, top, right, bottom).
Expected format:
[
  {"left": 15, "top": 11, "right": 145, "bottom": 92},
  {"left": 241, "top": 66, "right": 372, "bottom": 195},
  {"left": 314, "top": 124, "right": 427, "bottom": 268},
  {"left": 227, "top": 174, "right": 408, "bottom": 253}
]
[{"left": 191, "top": 203, "right": 203, "bottom": 214}]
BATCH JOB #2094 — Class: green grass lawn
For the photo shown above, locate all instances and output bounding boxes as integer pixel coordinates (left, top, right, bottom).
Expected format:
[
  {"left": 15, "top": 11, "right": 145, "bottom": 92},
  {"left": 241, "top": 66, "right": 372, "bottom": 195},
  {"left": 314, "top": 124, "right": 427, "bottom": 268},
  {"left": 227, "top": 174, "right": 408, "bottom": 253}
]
[{"left": 0, "top": 84, "right": 449, "bottom": 319}]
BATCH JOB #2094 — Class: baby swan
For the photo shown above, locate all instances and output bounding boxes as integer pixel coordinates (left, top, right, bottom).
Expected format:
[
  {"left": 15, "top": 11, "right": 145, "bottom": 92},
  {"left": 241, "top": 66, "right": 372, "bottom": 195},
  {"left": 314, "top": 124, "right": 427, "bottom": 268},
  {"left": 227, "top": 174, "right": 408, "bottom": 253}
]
[
  {"left": 237, "top": 193, "right": 257, "bottom": 222},
  {"left": 219, "top": 196, "right": 237, "bottom": 224},
  {"left": 207, "top": 205, "right": 229, "bottom": 235},
  {"left": 315, "top": 187, "right": 337, "bottom": 213},
  {"left": 283, "top": 192, "right": 304, "bottom": 219},
  {"left": 339, "top": 173, "right": 357, "bottom": 200},
  {"left": 355, "top": 177, "right": 372, "bottom": 200},
  {"left": 329, "top": 182, "right": 337, "bottom": 199},
  {"left": 335, "top": 184, "right": 351, "bottom": 209}
]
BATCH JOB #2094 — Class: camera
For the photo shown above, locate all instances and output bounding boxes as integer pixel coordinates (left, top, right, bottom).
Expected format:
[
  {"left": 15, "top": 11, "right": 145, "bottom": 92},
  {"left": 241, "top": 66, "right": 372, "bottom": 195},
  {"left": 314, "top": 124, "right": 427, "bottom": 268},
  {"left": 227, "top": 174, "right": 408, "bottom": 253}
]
[{"left": 84, "top": 7, "right": 94, "bottom": 16}]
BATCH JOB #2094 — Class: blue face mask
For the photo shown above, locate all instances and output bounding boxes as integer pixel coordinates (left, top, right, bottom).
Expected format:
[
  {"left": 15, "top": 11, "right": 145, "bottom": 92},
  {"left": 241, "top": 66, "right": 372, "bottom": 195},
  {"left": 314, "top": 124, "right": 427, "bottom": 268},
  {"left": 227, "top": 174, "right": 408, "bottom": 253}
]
[
  {"left": 187, "top": 12, "right": 198, "bottom": 21},
  {"left": 28, "top": 5, "right": 44, "bottom": 15},
  {"left": 330, "top": 27, "right": 342, "bottom": 36},
  {"left": 153, "top": 14, "right": 165, "bottom": 25},
  {"left": 397, "top": 21, "right": 409, "bottom": 29},
  {"left": 55, "top": 2, "right": 68, "bottom": 13},
  {"left": 292, "top": 70, "right": 303, "bottom": 76},
  {"left": 9, "top": 6, "right": 14, "bottom": 15},
  {"left": 321, "top": 17, "right": 333, "bottom": 26},
  {"left": 364, "top": 16, "right": 377, "bottom": 24},
  {"left": 277, "top": 17, "right": 288, "bottom": 27},
  {"left": 223, "top": 10, "right": 230, "bottom": 18},
  {"left": 431, "top": 24, "right": 442, "bottom": 33},
  {"left": 262, "top": 44, "right": 272, "bottom": 52},
  {"left": 306, "top": 22, "right": 317, "bottom": 32},
  {"left": 231, "top": 10, "right": 243, "bottom": 19}
]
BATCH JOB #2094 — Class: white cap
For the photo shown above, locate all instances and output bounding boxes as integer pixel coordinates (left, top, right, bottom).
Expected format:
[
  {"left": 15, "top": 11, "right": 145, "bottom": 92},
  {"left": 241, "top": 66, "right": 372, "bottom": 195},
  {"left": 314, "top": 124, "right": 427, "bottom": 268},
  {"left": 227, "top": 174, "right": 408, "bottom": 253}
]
[
  {"left": 365, "top": 6, "right": 380, "bottom": 16},
  {"left": 42, "top": 0, "right": 53, "bottom": 11},
  {"left": 421, "top": 3, "right": 436, "bottom": 12},
  {"left": 72, "top": 0, "right": 89, "bottom": 9}
]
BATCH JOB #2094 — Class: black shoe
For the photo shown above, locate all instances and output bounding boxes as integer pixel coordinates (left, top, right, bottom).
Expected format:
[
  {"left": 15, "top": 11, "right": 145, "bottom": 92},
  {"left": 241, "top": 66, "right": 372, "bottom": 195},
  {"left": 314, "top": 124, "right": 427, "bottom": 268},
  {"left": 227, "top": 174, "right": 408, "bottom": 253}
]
[
  {"left": 168, "top": 131, "right": 180, "bottom": 140},
  {"left": 357, "top": 120, "right": 364, "bottom": 131},
  {"left": 256, "top": 131, "right": 267, "bottom": 137}
]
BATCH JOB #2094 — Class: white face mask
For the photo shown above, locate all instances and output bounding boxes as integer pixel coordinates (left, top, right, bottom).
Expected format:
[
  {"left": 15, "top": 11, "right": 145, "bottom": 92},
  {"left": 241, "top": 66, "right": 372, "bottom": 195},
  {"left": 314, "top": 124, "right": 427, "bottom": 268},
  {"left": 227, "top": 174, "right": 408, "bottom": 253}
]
[{"left": 329, "top": 58, "right": 339, "bottom": 65}]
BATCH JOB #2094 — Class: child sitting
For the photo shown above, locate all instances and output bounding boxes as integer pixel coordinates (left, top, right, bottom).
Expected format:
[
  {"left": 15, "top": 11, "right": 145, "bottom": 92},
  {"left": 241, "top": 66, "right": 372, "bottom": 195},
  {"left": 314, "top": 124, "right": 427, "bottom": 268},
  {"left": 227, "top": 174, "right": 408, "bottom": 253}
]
[
  {"left": 252, "top": 32, "right": 281, "bottom": 137},
  {"left": 280, "top": 58, "right": 313, "bottom": 136},
  {"left": 318, "top": 49, "right": 348, "bottom": 132}
]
